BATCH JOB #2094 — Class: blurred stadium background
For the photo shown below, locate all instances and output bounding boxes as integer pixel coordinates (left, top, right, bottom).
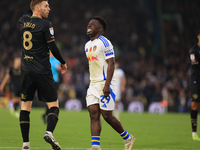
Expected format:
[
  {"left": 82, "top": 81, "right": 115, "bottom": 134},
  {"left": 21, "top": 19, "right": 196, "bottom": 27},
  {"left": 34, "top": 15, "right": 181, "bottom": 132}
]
[{"left": 0, "top": 0, "right": 199, "bottom": 113}]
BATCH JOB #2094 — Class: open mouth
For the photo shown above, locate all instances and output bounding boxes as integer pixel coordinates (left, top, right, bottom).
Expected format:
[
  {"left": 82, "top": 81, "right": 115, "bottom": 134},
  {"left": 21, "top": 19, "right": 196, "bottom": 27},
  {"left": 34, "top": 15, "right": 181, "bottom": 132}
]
[{"left": 87, "top": 28, "right": 92, "bottom": 33}]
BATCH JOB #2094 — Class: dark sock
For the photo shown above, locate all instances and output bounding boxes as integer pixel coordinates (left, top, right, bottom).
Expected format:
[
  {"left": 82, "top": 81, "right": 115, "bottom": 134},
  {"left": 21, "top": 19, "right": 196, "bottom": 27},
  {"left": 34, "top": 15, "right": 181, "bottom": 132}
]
[
  {"left": 191, "top": 109, "right": 198, "bottom": 132},
  {"left": 14, "top": 103, "right": 19, "bottom": 111},
  {"left": 45, "top": 106, "right": 49, "bottom": 116},
  {"left": 20, "top": 110, "right": 30, "bottom": 142},
  {"left": 46, "top": 107, "right": 59, "bottom": 133}
]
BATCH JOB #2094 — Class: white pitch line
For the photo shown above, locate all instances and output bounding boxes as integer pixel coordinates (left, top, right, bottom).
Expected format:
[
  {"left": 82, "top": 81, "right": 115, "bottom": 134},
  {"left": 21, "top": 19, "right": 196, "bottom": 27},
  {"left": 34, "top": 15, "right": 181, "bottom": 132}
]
[{"left": 0, "top": 148, "right": 198, "bottom": 150}]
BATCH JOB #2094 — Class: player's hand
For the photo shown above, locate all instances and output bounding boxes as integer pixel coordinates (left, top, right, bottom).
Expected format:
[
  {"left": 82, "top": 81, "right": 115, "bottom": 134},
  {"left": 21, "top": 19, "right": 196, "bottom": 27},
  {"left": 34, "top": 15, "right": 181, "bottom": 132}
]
[
  {"left": 60, "top": 63, "right": 67, "bottom": 74},
  {"left": 103, "top": 84, "right": 110, "bottom": 98}
]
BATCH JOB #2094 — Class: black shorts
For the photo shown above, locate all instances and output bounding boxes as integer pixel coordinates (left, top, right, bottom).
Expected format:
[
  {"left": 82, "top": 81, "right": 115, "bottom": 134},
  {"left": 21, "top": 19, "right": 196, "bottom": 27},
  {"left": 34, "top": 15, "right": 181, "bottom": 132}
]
[
  {"left": 55, "top": 82, "right": 59, "bottom": 92},
  {"left": 20, "top": 70, "right": 57, "bottom": 102},
  {"left": 10, "top": 84, "right": 20, "bottom": 97},
  {"left": 190, "top": 82, "right": 200, "bottom": 102}
]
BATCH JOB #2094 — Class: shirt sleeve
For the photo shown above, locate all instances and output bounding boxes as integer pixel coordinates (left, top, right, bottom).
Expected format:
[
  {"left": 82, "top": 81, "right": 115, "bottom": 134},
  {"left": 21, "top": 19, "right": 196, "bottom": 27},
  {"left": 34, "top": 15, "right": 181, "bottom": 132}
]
[
  {"left": 44, "top": 21, "right": 55, "bottom": 43},
  {"left": 103, "top": 41, "right": 115, "bottom": 60},
  {"left": 48, "top": 42, "right": 65, "bottom": 64},
  {"left": 190, "top": 48, "right": 199, "bottom": 65}
]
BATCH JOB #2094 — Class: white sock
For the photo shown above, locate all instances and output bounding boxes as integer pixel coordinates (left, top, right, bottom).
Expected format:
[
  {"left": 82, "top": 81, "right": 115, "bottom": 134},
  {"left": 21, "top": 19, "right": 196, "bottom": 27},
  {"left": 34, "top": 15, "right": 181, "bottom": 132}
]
[
  {"left": 127, "top": 135, "right": 131, "bottom": 140},
  {"left": 23, "top": 142, "right": 30, "bottom": 146},
  {"left": 46, "top": 131, "right": 53, "bottom": 135},
  {"left": 192, "top": 132, "right": 197, "bottom": 137}
]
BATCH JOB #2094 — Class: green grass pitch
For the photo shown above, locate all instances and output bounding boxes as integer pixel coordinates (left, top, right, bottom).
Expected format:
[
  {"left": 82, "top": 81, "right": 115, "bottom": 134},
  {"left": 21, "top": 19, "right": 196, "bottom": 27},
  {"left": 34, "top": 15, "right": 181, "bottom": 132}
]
[{"left": 0, "top": 108, "right": 200, "bottom": 150}]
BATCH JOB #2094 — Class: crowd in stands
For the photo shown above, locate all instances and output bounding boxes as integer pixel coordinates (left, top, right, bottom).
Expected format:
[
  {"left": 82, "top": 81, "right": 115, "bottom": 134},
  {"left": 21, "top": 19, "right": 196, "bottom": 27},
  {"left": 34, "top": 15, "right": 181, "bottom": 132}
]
[{"left": 0, "top": 0, "right": 199, "bottom": 112}]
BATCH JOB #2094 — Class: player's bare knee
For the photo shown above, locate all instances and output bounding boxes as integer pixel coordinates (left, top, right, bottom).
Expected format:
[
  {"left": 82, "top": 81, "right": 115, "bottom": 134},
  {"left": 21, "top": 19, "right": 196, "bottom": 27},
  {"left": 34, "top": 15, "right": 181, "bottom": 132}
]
[
  {"left": 102, "top": 112, "right": 112, "bottom": 122},
  {"left": 88, "top": 105, "right": 100, "bottom": 120},
  {"left": 47, "top": 100, "right": 59, "bottom": 109},
  {"left": 21, "top": 101, "right": 32, "bottom": 112},
  {"left": 89, "top": 111, "right": 100, "bottom": 120}
]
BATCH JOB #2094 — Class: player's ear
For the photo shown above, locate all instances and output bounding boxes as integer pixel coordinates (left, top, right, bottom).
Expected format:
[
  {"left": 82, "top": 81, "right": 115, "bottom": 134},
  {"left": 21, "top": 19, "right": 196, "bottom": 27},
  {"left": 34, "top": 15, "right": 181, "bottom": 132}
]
[
  {"left": 35, "top": 5, "right": 39, "bottom": 12},
  {"left": 35, "top": 4, "right": 41, "bottom": 12},
  {"left": 98, "top": 27, "right": 103, "bottom": 33}
]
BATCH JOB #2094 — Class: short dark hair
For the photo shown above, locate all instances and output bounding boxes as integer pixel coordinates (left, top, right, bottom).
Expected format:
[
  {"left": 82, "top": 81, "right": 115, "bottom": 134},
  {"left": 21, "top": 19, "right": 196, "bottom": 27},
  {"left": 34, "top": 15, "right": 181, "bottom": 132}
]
[
  {"left": 92, "top": 16, "right": 107, "bottom": 32},
  {"left": 196, "top": 29, "right": 200, "bottom": 36},
  {"left": 30, "top": 0, "right": 48, "bottom": 11}
]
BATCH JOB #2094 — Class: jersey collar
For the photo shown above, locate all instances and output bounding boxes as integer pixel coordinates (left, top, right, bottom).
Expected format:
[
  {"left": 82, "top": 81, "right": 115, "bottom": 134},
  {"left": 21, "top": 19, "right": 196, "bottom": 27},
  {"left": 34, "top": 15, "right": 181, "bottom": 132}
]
[
  {"left": 97, "top": 35, "right": 102, "bottom": 39},
  {"left": 30, "top": 16, "right": 39, "bottom": 18}
]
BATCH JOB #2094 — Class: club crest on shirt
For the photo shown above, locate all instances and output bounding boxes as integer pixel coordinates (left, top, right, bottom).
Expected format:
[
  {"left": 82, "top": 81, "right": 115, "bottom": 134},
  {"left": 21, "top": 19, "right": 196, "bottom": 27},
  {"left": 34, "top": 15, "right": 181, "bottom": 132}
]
[
  {"left": 49, "top": 27, "right": 54, "bottom": 35},
  {"left": 193, "top": 94, "right": 198, "bottom": 100},
  {"left": 93, "top": 45, "right": 97, "bottom": 51}
]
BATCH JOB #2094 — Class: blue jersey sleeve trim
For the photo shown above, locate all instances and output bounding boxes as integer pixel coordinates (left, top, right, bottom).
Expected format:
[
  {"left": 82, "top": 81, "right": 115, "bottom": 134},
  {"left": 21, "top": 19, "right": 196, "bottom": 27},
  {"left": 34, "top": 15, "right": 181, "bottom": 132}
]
[
  {"left": 105, "top": 52, "right": 114, "bottom": 57},
  {"left": 99, "top": 36, "right": 110, "bottom": 48}
]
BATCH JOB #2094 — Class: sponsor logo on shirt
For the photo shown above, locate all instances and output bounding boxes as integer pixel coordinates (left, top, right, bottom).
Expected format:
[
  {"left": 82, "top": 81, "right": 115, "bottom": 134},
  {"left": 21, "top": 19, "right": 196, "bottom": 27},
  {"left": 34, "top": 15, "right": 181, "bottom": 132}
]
[
  {"left": 105, "top": 49, "right": 114, "bottom": 57},
  {"left": 88, "top": 55, "right": 98, "bottom": 63},
  {"left": 24, "top": 55, "right": 34, "bottom": 60}
]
